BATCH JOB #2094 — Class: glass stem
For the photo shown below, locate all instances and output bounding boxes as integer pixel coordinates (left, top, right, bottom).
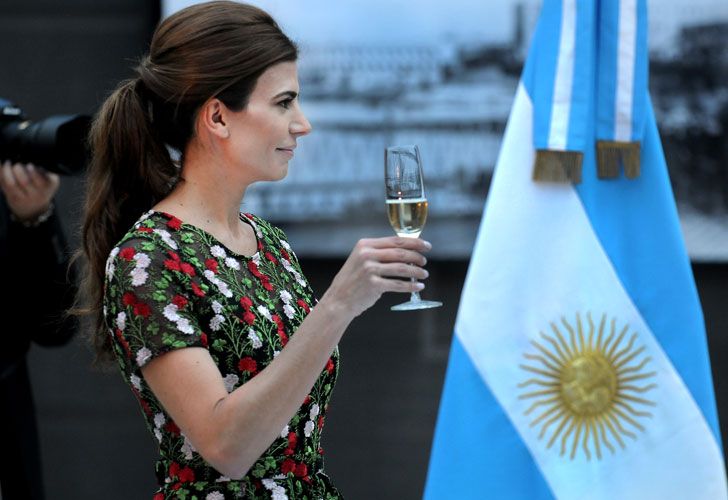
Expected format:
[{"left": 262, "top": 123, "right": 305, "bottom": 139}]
[{"left": 410, "top": 277, "right": 421, "bottom": 302}]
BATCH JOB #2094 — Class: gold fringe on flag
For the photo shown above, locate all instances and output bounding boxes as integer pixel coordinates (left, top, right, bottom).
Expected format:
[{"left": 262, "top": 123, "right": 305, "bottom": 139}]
[
  {"left": 533, "top": 150, "right": 583, "bottom": 184},
  {"left": 596, "top": 141, "right": 641, "bottom": 180}
]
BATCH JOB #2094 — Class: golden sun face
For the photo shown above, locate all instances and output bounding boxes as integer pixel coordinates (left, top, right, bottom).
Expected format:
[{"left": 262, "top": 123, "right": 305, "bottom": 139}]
[{"left": 518, "top": 312, "right": 657, "bottom": 460}]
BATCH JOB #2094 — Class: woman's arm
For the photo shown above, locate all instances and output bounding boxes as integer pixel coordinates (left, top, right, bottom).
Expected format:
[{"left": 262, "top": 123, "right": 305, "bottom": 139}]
[{"left": 141, "top": 236, "right": 430, "bottom": 478}]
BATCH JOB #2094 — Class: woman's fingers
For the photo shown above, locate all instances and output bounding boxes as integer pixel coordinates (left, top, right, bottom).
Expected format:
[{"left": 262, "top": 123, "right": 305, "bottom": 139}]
[
  {"left": 371, "top": 275, "right": 425, "bottom": 294},
  {"left": 374, "top": 261, "right": 429, "bottom": 280},
  {"left": 358, "top": 236, "right": 431, "bottom": 252}
]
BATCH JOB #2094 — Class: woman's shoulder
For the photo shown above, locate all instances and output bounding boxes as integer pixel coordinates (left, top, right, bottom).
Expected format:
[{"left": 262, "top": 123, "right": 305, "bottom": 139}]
[{"left": 110, "top": 211, "right": 186, "bottom": 260}]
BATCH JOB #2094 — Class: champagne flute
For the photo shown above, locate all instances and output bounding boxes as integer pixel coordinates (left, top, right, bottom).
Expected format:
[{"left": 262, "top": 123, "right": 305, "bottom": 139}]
[{"left": 385, "top": 144, "right": 442, "bottom": 311}]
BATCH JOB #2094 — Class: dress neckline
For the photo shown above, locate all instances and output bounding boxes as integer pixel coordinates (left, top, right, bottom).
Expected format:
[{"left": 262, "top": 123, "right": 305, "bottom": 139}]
[{"left": 148, "top": 210, "right": 261, "bottom": 259}]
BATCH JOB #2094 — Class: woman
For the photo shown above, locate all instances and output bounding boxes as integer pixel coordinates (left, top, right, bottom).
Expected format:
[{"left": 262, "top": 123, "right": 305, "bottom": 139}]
[{"left": 78, "top": 2, "right": 430, "bottom": 498}]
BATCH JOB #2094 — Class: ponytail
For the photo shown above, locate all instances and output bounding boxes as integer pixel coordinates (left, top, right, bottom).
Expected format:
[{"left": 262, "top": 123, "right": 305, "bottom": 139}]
[{"left": 76, "top": 77, "right": 179, "bottom": 362}]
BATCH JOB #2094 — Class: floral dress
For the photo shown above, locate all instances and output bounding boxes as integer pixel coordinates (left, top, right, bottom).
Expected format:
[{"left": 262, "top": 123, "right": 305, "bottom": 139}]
[{"left": 103, "top": 211, "right": 342, "bottom": 500}]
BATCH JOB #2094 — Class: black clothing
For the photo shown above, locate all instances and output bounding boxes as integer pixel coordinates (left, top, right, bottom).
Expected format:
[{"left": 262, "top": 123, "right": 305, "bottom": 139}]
[{"left": 0, "top": 197, "right": 77, "bottom": 500}]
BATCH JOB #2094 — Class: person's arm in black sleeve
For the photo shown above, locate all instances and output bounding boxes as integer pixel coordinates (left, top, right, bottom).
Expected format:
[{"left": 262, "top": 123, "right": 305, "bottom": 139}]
[{"left": 1, "top": 161, "right": 77, "bottom": 347}]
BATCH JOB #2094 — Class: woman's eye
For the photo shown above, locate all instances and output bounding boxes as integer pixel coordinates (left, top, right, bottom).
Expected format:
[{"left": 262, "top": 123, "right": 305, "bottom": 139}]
[{"left": 279, "top": 99, "right": 292, "bottom": 109}]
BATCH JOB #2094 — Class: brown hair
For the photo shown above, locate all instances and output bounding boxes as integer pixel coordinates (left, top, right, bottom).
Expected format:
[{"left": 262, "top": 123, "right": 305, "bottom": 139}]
[{"left": 75, "top": 1, "right": 298, "bottom": 362}]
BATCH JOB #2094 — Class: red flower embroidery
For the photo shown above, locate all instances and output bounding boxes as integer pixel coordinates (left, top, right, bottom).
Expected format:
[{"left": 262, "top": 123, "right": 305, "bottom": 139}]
[
  {"left": 294, "top": 462, "right": 308, "bottom": 478},
  {"left": 326, "top": 358, "right": 335, "bottom": 374},
  {"left": 133, "top": 302, "right": 151, "bottom": 318},
  {"left": 167, "top": 216, "right": 182, "bottom": 231},
  {"left": 172, "top": 295, "right": 188, "bottom": 309},
  {"left": 287, "top": 432, "right": 297, "bottom": 449},
  {"left": 238, "top": 357, "right": 257, "bottom": 374},
  {"left": 122, "top": 292, "right": 137, "bottom": 306},
  {"left": 296, "top": 299, "right": 310, "bottom": 313},
  {"left": 180, "top": 262, "right": 195, "bottom": 276},
  {"left": 240, "top": 296, "right": 253, "bottom": 310},
  {"left": 205, "top": 258, "right": 218, "bottom": 273},
  {"left": 242, "top": 311, "right": 255, "bottom": 325},
  {"left": 280, "top": 249, "right": 290, "bottom": 261},
  {"left": 167, "top": 250, "right": 180, "bottom": 261},
  {"left": 164, "top": 259, "right": 181, "bottom": 271},
  {"left": 318, "top": 415, "right": 324, "bottom": 430},
  {"left": 265, "top": 251, "right": 278, "bottom": 265},
  {"left": 318, "top": 447, "right": 325, "bottom": 455},
  {"left": 153, "top": 493, "right": 165, "bottom": 500},
  {"left": 277, "top": 330, "right": 288, "bottom": 346},
  {"left": 262, "top": 280, "right": 274, "bottom": 292},
  {"left": 178, "top": 466, "right": 195, "bottom": 483},
  {"left": 257, "top": 239, "right": 264, "bottom": 251},
  {"left": 119, "top": 247, "right": 136, "bottom": 261},
  {"left": 303, "top": 395, "right": 311, "bottom": 405},
  {"left": 191, "top": 282, "right": 206, "bottom": 297},
  {"left": 169, "top": 462, "right": 180, "bottom": 478},
  {"left": 138, "top": 226, "right": 153, "bottom": 233},
  {"left": 200, "top": 332, "right": 208, "bottom": 347},
  {"left": 281, "top": 458, "right": 296, "bottom": 475}
]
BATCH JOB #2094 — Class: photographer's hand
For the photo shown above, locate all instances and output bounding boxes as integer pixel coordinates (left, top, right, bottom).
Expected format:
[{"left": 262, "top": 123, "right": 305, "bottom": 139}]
[{"left": 0, "top": 160, "right": 60, "bottom": 223}]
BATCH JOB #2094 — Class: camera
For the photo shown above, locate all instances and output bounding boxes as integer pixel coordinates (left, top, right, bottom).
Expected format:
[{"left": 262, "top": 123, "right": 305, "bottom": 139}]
[{"left": 0, "top": 98, "right": 90, "bottom": 175}]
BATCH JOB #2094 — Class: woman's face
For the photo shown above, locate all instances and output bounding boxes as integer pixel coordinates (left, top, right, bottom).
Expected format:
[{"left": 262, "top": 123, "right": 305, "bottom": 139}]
[{"left": 222, "top": 61, "right": 311, "bottom": 183}]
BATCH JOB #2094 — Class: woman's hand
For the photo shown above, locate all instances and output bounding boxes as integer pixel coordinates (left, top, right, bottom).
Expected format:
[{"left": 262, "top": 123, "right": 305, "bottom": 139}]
[
  {"left": 319, "top": 236, "right": 431, "bottom": 318},
  {"left": 0, "top": 161, "right": 60, "bottom": 222}
]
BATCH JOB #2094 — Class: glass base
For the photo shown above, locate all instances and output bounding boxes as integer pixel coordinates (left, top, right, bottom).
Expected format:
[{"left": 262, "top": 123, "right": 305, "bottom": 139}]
[{"left": 391, "top": 299, "right": 443, "bottom": 311}]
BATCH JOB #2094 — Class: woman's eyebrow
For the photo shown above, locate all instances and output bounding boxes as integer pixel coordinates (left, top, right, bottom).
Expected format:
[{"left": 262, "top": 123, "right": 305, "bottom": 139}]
[{"left": 272, "top": 90, "right": 298, "bottom": 100}]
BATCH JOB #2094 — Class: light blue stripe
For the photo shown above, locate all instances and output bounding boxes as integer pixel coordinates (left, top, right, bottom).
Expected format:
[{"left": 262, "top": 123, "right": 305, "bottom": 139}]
[
  {"left": 596, "top": 0, "right": 619, "bottom": 140},
  {"left": 566, "top": 0, "right": 596, "bottom": 151},
  {"left": 424, "top": 336, "right": 555, "bottom": 500},
  {"left": 631, "top": 0, "right": 648, "bottom": 141},
  {"left": 574, "top": 100, "right": 722, "bottom": 446},
  {"left": 523, "top": 0, "right": 562, "bottom": 151}
]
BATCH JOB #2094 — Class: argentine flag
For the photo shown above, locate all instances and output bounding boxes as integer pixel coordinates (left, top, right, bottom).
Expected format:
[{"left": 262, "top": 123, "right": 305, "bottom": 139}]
[{"left": 424, "top": 0, "right": 727, "bottom": 498}]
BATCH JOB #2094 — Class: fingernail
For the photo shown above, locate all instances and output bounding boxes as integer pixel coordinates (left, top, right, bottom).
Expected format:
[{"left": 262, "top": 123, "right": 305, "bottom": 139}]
[
  {"left": 416, "top": 282, "right": 425, "bottom": 290},
  {"left": 423, "top": 240, "right": 432, "bottom": 250},
  {"left": 423, "top": 270, "right": 429, "bottom": 278}
]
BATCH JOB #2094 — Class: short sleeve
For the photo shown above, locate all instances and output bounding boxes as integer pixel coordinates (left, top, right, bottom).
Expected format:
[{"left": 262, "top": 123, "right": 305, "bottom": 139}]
[{"left": 103, "top": 235, "right": 206, "bottom": 369}]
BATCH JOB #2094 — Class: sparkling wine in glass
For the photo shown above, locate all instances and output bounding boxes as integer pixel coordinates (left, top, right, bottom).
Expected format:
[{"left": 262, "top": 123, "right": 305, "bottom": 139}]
[{"left": 385, "top": 145, "right": 442, "bottom": 311}]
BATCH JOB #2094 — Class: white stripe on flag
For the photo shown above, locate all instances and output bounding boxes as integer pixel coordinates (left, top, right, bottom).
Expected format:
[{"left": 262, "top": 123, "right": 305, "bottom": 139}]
[
  {"left": 548, "top": 0, "right": 576, "bottom": 150},
  {"left": 615, "top": 0, "right": 637, "bottom": 141},
  {"left": 457, "top": 83, "right": 727, "bottom": 500}
]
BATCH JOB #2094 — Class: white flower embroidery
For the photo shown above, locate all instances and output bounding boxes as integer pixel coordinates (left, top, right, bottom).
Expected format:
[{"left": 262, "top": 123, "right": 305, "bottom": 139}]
[
  {"left": 215, "top": 476, "right": 231, "bottom": 483},
  {"left": 280, "top": 425, "right": 289, "bottom": 439},
  {"left": 248, "top": 329, "right": 262, "bottom": 349},
  {"left": 133, "top": 253, "right": 151, "bottom": 269},
  {"left": 273, "top": 350, "right": 280, "bottom": 358},
  {"left": 279, "top": 290, "right": 293, "bottom": 304},
  {"left": 130, "top": 267, "right": 149, "bottom": 286},
  {"left": 206, "top": 493, "right": 225, "bottom": 500},
  {"left": 154, "top": 429, "right": 162, "bottom": 442},
  {"left": 262, "top": 479, "right": 288, "bottom": 500},
  {"left": 310, "top": 404, "right": 320, "bottom": 420},
  {"left": 212, "top": 301, "right": 223, "bottom": 314},
  {"left": 304, "top": 420, "right": 314, "bottom": 437},
  {"left": 116, "top": 312, "right": 127, "bottom": 331},
  {"left": 203, "top": 271, "right": 233, "bottom": 298},
  {"left": 154, "top": 229, "right": 178, "bottom": 249},
  {"left": 210, "top": 245, "right": 226, "bottom": 258},
  {"left": 283, "top": 304, "right": 295, "bottom": 319},
  {"left": 224, "top": 257, "right": 240, "bottom": 270},
  {"left": 181, "top": 435, "right": 196, "bottom": 460},
  {"left": 209, "top": 315, "right": 224, "bottom": 332},
  {"left": 252, "top": 252, "right": 261, "bottom": 266},
  {"left": 130, "top": 374, "right": 142, "bottom": 391},
  {"left": 105, "top": 247, "right": 119, "bottom": 278},
  {"left": 136, "top": 347, "right": 152, "bottom": 367},
  {"left": 279, "top": 239, "right": 291, "bottom": 251},
  {"left": 257, "top": 305, "right": 272, "bottom": 321},
  {"left": 176, "top": 318, "right": 194, "bottom": 335},
  {"left": 223, "top": 374, "right": 239, "bottom": 393},
  {"left": 154, "top": 412, "right": 166, "bottom": 428},
  {"left": 163, "top": 304, "right": 180, "bottom": 321}
]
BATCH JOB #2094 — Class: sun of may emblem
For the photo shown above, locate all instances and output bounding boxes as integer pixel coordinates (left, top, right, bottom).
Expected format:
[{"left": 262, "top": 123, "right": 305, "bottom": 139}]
[{"left": 518, "top": 312, "right": 657, "bottom": 460}]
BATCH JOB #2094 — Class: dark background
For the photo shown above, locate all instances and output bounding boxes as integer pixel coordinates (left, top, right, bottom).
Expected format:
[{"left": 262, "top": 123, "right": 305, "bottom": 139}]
[{"left": 1, "top": 1, "right": 726, "bottom": 499}]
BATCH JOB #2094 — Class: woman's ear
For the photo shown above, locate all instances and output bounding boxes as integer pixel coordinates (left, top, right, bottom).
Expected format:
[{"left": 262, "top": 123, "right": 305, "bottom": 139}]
[{"left": 198, "top": 98, "right": 230, "bottom": 139}]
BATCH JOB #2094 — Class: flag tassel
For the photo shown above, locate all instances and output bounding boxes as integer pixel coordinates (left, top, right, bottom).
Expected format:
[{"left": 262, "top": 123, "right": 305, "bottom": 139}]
[
  {"left": 533, "top": 150, "right": 583, "bottom": 184},
  {"left": 596, "top": 141, "right": 641, "bottom": 180}
]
